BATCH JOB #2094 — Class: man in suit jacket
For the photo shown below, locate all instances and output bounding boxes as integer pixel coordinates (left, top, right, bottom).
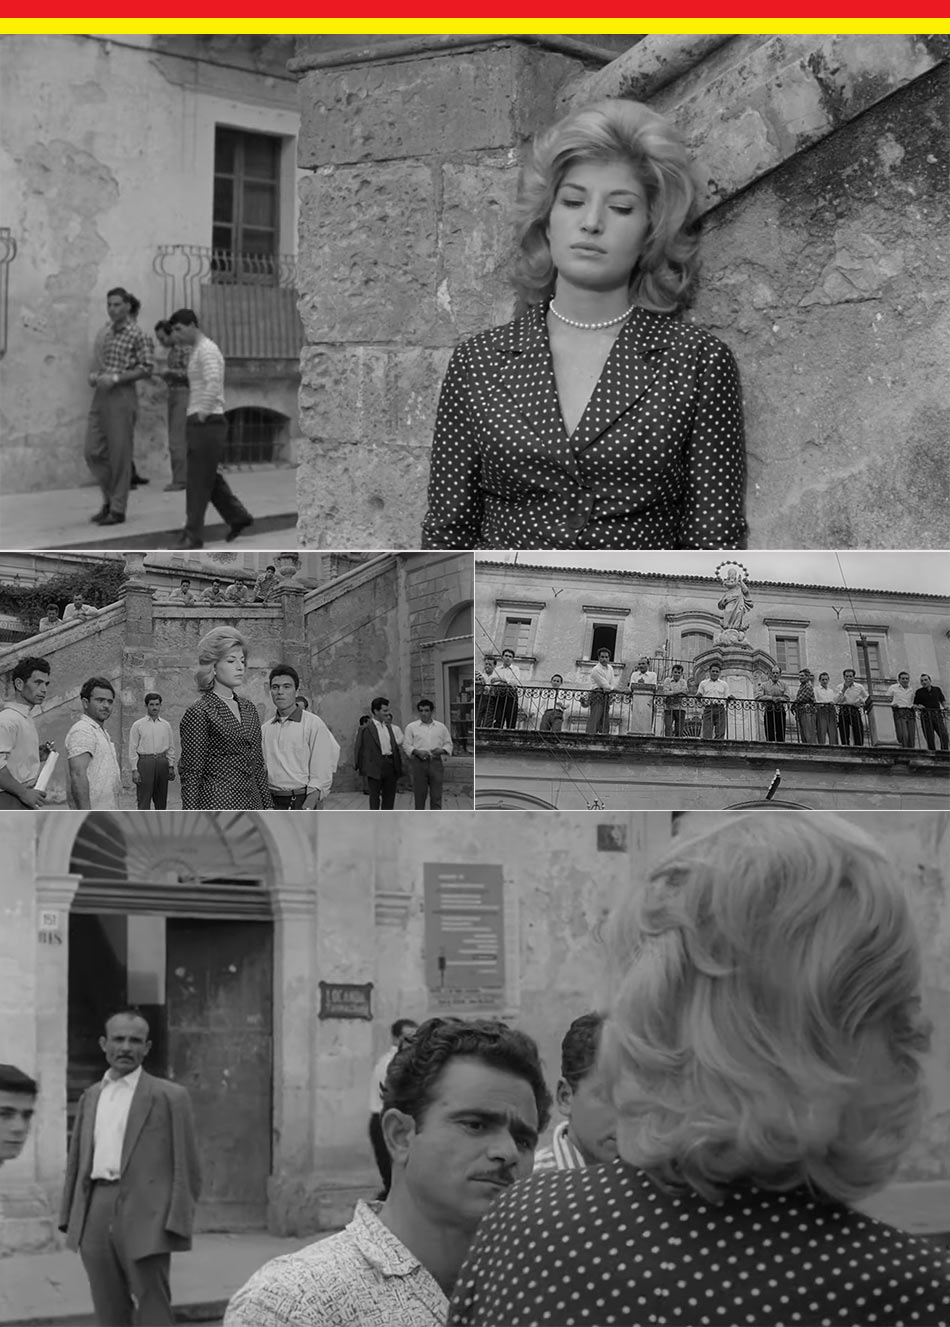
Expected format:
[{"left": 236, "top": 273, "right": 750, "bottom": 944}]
[
  {"left": 59, "top": 1009, "right": 201, "bottom": 1326},
  {"left": 354, "top": 695, "right": 404, "bottom": 809}
]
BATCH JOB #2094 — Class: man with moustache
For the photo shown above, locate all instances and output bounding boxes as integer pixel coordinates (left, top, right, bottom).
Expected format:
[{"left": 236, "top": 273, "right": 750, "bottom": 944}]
[
  {"left": 59, "top": 1010, "right": 201, "bottom": 1326},
  {"left": 0, "top": 1064, "right": 38, "bottom": 1166},
  {"left": 65, "top": 677, "right": 122, "bottom": 810},
  {"left": 533, "top": 1013, "right": 616, "bottom": 1171},
  {"left": 226, "top": 1017, "right": 550, "bottom": 1326}
]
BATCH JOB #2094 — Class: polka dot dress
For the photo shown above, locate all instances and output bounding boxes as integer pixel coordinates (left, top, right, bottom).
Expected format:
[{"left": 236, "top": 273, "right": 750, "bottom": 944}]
[
  {"left": 421, "top": 303, "right": 746, "bottom": 551},
  {"left": 179, "top": 691, "right": 273, "bottom": 810},
  {"left": 448, "top": 1161, "right": 950, "bottom": 1327}
]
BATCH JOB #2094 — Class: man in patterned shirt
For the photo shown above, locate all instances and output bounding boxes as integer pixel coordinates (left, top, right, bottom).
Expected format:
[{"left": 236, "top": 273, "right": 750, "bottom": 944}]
[
  {"left": 167, "top": 308, "right": 254, "bottom": 549},
  {"left": 534, "top": 1012, "right": 617, "bottom": 1172},
  {"left": 225, "top": 1017, "right": 551, "bottom": 1327},
  {"left": 85, "top": 287, "right": 154, "bottom": 526}
]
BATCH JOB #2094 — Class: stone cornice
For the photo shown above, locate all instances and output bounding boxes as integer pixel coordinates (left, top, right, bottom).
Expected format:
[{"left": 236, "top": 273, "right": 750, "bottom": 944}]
[{"left": 289, "top": 35, "right": 620, "bottom": 75}]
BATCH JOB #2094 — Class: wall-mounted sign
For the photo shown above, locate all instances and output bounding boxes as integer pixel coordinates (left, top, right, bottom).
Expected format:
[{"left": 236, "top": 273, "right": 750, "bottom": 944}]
[
  {"left": 318, "top": 981, "right": 373, "bottom": 1021},
  {"left": 39, "top": 909, "right": 61, "bottom": 930},
  {"left": 424, "top": 863, "right": 505, "bottom": 1011},
  {"left": 597, "top": 824, "right": 628, "bottom": 852}
]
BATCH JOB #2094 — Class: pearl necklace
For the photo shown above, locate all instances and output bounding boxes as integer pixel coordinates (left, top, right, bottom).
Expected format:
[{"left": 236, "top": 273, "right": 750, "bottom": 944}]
[{"left": 549, "top": 302, "right": 636, "bottom": 330}]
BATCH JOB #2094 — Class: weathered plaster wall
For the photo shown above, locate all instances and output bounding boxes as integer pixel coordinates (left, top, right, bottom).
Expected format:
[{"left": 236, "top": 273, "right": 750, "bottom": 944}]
[
  {"left": 403, "top": 552, "right": 473, "bottom": 700},
  {"left": 0, "top": 35, "right": 301, "bottom": 494}
]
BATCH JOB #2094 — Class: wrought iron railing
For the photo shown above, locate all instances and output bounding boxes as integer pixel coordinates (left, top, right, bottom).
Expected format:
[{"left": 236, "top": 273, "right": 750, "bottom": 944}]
[
  {"left": 0, "top": 228, "right": 17, "bottom": 361},
  {"left": 475, "top": 685, "right": 933, "bottom": 749},
  {"left": 153, "top": 245, "right": 302, "bottom": 359}
]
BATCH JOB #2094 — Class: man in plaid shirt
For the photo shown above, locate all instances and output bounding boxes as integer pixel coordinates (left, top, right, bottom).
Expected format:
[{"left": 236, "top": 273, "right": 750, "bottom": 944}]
[{"left": 85, "top": 287, "right": 154, "bottom": 525}]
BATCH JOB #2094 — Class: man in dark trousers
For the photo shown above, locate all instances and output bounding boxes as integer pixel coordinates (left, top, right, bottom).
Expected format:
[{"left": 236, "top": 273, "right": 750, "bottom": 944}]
[
  {"left": 59, "top": 1009, "right": 201, "bottom": 1326},
  {"left": 914, "top": 673, "right": 949, "bottom": 751},
  {"left": 354, "top": 696, "right": 404, "bottom": 809}
]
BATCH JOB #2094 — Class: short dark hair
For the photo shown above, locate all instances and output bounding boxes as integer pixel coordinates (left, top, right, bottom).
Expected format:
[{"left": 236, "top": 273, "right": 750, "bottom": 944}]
[
  {"left": 560, "top": 1012, "right": 605, "bottom": 1089},
  {"left": 144, "top": 692, "right": 162, "bottom": 706},
  {"left": 391, "top": 1017, "right": 418, "bottom": 1040},
  {"left": 103, "top": 1007, "right": 150, "bottom": 1037},
  {"left": 46, "top": 602, "right": 58, "bottom": 613},
  {"left": 168, "top": 308, "right": 199, "bottom": 328},
  {"left": 370, "top": 696, "right": 389, "bottom": 715},
  {"left": 269, "top": 664, "right": 300, "bottom": 689},
  {"left": 0, "top": 1064, "right": 38, "bottom": 1097},
  {"left": 12, "top": 656, "right": 50, "bottom": 687},
  {"left": 416, "top": 698, "right": 434, "bottom": 711},
  {"left": 180, "top": 578, "right": 191, "bottom": 586},
  {"left": 296, "top": 696, "right": 310, "bottom": 710},
  {"left": 265, "top": 564, "right": 276, "bottom": 573},
  {"left": 550, "top": 674, "right": 564, "bottom": 684},
  {"left": 382, "top": 1016, "right": 552, "bottom": 1134},
  {"left": 107, "top": 285, "right": 133, "bottom": 306},
  {"left": 154, "top": 319, "right": 172, "bottom": 336},
  {"left": 80, "top": 676, "right": 115, "bottom": 701},
  {"left": 502, "top": 648, "right": 515, "bottom": 658}
]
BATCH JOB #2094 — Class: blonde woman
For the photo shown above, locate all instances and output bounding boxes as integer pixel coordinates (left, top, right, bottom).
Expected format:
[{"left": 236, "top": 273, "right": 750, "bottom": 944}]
[
  {"left": 423, "top": 99, "right": 746, "bottom": 550},
  {"left": 179, "top": 626, "right": 272, "bottom": 809},
  {"left": 450, "top": 812, "right": 950, "bottom": 1326}
]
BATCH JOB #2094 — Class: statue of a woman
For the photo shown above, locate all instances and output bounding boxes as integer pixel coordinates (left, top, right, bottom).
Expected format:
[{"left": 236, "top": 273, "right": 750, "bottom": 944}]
[{"left": 718, "top": 569, "right": 753, "bottom": 636}]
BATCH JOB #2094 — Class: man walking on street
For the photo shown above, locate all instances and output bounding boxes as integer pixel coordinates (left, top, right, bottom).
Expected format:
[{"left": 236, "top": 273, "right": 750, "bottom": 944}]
[
  {"left": 262, "top": 665, "right": 340, "bottom": 808},
  {"left": 65, "top": 677, "right": 122, "bottom": 810},
  {"left": 129, "top": 694, "right": 177, "bottom": 809},
  {"left": 85, "top": 287, "right": 154, "bottom": 527},
  {"left": 354, "top": 696, "right": 404, "bottom": 809},
  {"left": 0, "top": 656, "right": 53, "bottom": 809},
  {"left": 0, "top": 1064, "right": 38, "bottom": 1166},
  {"left": 59, "top": 1009, "right": 201, "bottom": 1327},
  {"left": 403, "top": 698, "right": 453, "bottom": 809},
  {"left": 227, "top": 1017, "right": 549, "bottom": 1327},
  {"left": 168, "top": 308, "right": 254, "bottom": 549}
]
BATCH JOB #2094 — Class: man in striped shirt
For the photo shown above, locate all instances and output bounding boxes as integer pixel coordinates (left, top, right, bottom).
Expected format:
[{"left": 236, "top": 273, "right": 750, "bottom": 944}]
[
  {"left": 84, "top": 287, "right": 154, "bottom": 526},
  {"left": 167, "top": 308, "right": 254, "bottom": 549},
  {"left": 533, "top": 1012, "right": 617, "bottom": 1172}
]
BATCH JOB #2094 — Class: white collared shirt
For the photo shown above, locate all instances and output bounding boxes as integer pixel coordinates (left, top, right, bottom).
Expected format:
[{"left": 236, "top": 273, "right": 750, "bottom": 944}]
[
  {"left": 262, "top": 707, "right": 341, "bottom": 795},
  {"left": 403, "top": 719, "right": 453, "bottom": 757},
  {"left": 589, "top": 662, "right": 617, "bottom": 691},
  {"left": 91, "top": 1065, "right": 143, "bottom": 1179},
  {"left": 814, "top": 684, "right": 837, "bottom": 703},
  {"left": 0, "top": 700, "right": 41, "bottom": 785},
  {"left": 836, "top": 681, "right": 869, "bottom": 706},
  {"left": 886, "top": 683, "right": 915, "bottom": 709},
  {"left": 129, "top": 715, "right": 176, "bottom": 763},
  {"left": 371, "top": 717, "right": 404, "bottom": 756},
  {"left": 698, "top": 678, "right": 730, "bottom": 701}
]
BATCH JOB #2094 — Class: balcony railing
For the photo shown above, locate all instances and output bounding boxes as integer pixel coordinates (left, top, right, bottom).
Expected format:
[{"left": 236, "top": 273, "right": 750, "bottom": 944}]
[
  {"left": 153, "top": 245, "right": 303, "bottom": 360},
  {"left": 476, "top": 685, "right": 942, "bottom": 749}
]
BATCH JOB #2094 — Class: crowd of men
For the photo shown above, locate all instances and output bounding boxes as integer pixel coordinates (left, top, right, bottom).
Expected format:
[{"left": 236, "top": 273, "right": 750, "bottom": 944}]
[
  {"left": 475, "top": 651, "right": 950, "bottom": 750},
  {"left": 84, "top": 287, "right": 254, "bottom": 548},
  {"left": 0, "top": 656, "right": 457, "bottom": 811}
]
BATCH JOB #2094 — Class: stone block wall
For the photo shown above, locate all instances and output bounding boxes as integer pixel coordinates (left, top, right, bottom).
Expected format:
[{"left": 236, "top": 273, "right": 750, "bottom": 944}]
[{"left": 294, "top": 34, "right": 949, "bottom": 548}]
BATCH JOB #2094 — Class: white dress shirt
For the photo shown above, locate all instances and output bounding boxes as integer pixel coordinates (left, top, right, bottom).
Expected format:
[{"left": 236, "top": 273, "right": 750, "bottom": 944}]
[
  {"left": 262, "top": 708, "right": 341, "bottom": 795},
  {"left": 835, "top": 680, "right": 869, "bottom": 706},
  {"left": 403, "top": 719, "right": 453, "bottom": 758},
  {"left": 698, "top": 678, "right": 731, "bottom": 702},
  {"left": 91, "top": 1065, "right": 143, "bottom": 1179},
  {"left": 885, "top": 683, "right": 915, "bottom": 709},
  {"left": 814, "top": 684, "right": 837, "bottom": 703},
  {"left": 629, "top": 669, "right": 658, "bottom": 688},
  {"left": 128, "top": 715, "right": 176, "bottom": 764},
  {"left": 63, "top": 602, "right": 98, "bottom": 623},
  {"left": 371, "top": 717, "right": 403, "bottom": 756},
  {"left": 589, "top": 662, "right": 617, "bottom": 691}
]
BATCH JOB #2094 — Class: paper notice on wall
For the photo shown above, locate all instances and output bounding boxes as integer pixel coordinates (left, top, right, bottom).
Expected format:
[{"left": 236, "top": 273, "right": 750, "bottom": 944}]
[{"left": 34, "top": 751, "right": 58, "bottom": 793}]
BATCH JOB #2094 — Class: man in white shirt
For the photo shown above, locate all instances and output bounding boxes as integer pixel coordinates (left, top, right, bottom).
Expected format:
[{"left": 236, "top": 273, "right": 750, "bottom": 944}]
[
  {"left": 814, "top": 671, "right": 838, "bottom": 746},
  {"left": 262, "top": 664, "right": 341, "bottom": 809},
  {"left": 62, "top": 592, "right": 99, "bottom": 624},
  {"left": 200, "top": 579, "right": 226, "bottom": 606},
  {"left": 698, "top": 661, "right": 731, "bottom": 740},
  {"left": 368, "top": 1018, "right": 419, "bottom": 1198},
  {"left": 627, "top": 655, "right": 658, "bottom": 735},
  {"left": 65, "top": 676, "right": 122, "bottom": 810},
  {"left": 354, "top": 696, "right": 405, "bottom": 809},
  {"left": 491, "top": 648, "right": 521, "bottom": 730},
  {"left": 226, "top": 1017, "right": 550, "bottom": 1327},
  {"left": 128, "top": 692, "right": 177, "bottom": 809},
  {"left": 658, "top": 663, "right": 689, "bottom": 737},
  {"left": 886, "top": 671, "right": 917, "bottom": 748},
  {"left": 166, "top": 577, "right": 196, "bottom": 605},
  {"left": 534, "top": 1013, "right": 616, "bottom": 1173},
  {"left": 403, "top": 698, "right": 453, "bottom": 810},
  {"left": 586, "top": 648, "right": 618, "bottom": 736},
  {"left": 223, "top": 579, "right": 250, "bottom": 605},
  {"left": 168, "top": 307, "right": 254, "bottom": 550},
  {"left": 0, "top": 1064, "right": 37, "bottom": 1165},
  {"left": 834, "top": 668, "right": 870, "bottom": 746},
  {"left": 38, "top": 601, "right": 62, "bottom": 632},
  {"left": 0, "top": 655, "right": 53, "bottom": 809},
  {"left": 60, "top": 1010, "right": 201, "bottom": 1327}
]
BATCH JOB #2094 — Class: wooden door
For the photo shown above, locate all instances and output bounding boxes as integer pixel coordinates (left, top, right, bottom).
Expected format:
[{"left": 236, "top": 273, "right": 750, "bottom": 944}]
[{"left": 165, "top": 919, "right": 273, "bottom": 1230}]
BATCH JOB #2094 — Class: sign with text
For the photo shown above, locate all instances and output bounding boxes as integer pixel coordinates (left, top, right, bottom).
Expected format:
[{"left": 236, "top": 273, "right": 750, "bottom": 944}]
[
  {"left": 424, "top": 863, "right": 505, "bottom": 1010},
  {"left": 318, "top": 981, "right": 373, "bottom": 1021}
]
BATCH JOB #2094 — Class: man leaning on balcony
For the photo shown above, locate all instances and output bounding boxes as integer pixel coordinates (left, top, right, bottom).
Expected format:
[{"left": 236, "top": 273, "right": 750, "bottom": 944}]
[
  {"left": 698, "top": 662, "right": 730, "bottom": 740},
  {"left": 167, "top": 309, "right": 254, "bottom": 550},
  {"left": 834, "top": 669, "right": 869, "bottom": 746}
]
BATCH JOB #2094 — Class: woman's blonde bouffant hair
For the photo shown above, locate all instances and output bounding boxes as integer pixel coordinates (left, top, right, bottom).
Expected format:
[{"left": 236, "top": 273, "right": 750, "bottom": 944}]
[
  {"left": 512, "top": 99, "right": 702, "bottom": 312},
  {"left": 601, "top": 811, "right": 930, "bottom": 1205},
  {"left": 194, "top": 626, "right": 248, "bottom": 692}
]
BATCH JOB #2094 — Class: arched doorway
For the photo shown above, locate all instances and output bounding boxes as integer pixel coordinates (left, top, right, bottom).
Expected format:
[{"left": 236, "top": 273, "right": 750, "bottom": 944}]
[
  {"left": 474, "top": 789, "right": 556, "bottom": 809},
  {"left": 67, "top": 812, "right": 275, "bottom": 1230}
]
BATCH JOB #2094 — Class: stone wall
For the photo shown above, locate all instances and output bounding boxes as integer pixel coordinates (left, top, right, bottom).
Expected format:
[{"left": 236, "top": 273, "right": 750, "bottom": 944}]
[{"left": 293, "top": 34, "right": 949, "bottom": 548}]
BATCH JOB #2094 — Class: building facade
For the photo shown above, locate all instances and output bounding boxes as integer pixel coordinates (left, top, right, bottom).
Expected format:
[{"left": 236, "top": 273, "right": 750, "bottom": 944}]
[{"left": 475, "top": 559, "right": 949, "bottom": 810}]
